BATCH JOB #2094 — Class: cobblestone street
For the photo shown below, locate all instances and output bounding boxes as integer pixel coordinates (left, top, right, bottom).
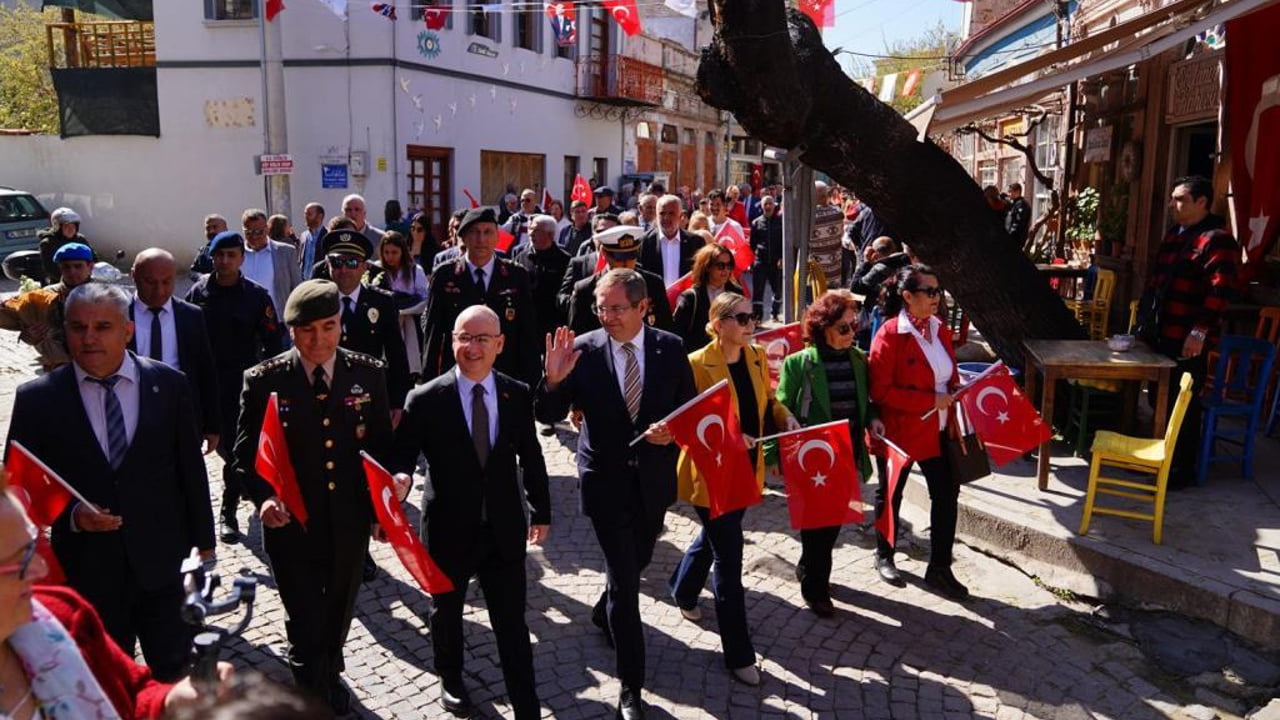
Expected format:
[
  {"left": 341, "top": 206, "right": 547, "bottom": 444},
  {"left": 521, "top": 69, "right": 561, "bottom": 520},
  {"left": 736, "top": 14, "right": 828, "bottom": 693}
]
[{"left": 0, "top": 326, "right": 1235, "bottom": 720}]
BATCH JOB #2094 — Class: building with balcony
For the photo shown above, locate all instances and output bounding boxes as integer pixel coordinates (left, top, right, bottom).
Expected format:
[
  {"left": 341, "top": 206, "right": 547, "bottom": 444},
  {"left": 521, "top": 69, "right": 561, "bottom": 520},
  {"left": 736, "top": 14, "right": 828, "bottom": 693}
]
[{"left": 2, "top": 1, "right": 654, "bottom": 259}]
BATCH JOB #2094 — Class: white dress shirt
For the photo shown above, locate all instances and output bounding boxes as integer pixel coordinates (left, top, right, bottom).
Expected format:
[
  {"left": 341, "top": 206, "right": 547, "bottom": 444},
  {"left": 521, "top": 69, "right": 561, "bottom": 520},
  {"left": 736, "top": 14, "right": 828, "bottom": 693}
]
[
  {"left": 243, "top": 242, "right": 278, "bottom": 312},
  {"left": 74, "top": 354, "right": 141, "bottom": 458},
  {"left": 608, "top": 327, "right": 645, "bottom": 403},
  {"left": 131, "top": 297, "right": 180, "bottom": 370},
  {"left": 659, "top": 231, "right": 683, "bottom": 286},
  {"left": 456, "top": 367, "right": 498, "bottom": 446},
  {"left": 340, "top": 284, "right": 362, "bottom": 320},
  {"left": 898, "top": 310, "right": 953, "bottom": 430},
  {"left": 465, "top": 256, "right": 497, "bottom": 292}
]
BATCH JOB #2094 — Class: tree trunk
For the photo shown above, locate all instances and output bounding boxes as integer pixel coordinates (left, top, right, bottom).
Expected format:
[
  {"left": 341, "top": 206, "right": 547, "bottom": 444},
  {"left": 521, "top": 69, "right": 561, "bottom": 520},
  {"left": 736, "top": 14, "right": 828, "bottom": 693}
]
[{"left": 696, "top": 2, "right": 1087, "bottom": 367}]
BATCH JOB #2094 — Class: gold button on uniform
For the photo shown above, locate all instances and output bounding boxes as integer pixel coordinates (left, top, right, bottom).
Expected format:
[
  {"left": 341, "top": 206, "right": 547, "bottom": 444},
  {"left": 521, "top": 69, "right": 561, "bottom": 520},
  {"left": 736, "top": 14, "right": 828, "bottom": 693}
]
[
  {"left": 323, "top": 418, "right": 331, "bottom": 427},
  {"left": 325, "top": 460, "right": 335, "bottom": 470},
  {"left": 325, "top": 439, "right": 334, "bottom": 448},
  {"left": 328, "top": 482, "right": 336, "bottom": 491}
]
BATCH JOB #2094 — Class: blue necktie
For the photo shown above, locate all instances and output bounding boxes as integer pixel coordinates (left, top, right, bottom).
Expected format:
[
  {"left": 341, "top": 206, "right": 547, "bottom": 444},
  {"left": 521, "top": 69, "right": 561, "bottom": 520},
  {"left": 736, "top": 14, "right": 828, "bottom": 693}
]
[{"left": 88, "top": 375, "right": 128, "bottom": 469}]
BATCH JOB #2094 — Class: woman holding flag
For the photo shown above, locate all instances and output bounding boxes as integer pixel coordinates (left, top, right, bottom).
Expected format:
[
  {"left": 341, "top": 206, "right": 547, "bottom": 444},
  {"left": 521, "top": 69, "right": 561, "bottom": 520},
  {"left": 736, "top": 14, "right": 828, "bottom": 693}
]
[
  {"left": 772, "top": 289, "right": 881, "bottom": 617},
  {"left": 868, "top": 264, "right": 969, "bottom": 601},
  {"left": 672, "top": 244, "right": 745, "bottom": 352},
  {"left": 669, "top": 292, "right": 798, "bottom": 687}
]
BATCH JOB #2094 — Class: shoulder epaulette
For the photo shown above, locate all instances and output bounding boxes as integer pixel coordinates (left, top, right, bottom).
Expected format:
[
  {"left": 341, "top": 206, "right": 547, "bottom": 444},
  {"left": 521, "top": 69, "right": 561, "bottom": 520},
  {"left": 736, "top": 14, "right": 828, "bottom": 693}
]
[
  {"left": 342, "top": 349, "right": 386, "bottom": 370},
  {"left": 249, "top": 353, "right": 292, "bottom": 377}
]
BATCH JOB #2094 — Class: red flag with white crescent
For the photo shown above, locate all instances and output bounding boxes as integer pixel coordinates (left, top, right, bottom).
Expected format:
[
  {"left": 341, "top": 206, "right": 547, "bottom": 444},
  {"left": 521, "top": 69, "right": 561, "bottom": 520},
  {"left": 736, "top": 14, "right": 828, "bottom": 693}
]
[
  {"left": 956, "top": 363, "right": 1049, "bottom": 466},
  {"left": 496, "top": 228, "right": 517, "bottom": 254},
  {"left": 777, "top": 421, "right": 862, "bottom": 530},
  {"left": 798, "top": 0, "right": 834, "bottom": 28},
  {"left": 666, "top": 272, "right": 693, "bottom": 308},
  {"left": 361, "top": 452, "right": 454, "bottom": 594},
  {"left": 5, "top": 441, "right": 74, "bottom": 527},
  {"left": 665, "top": 380, "right": 759, "bottom": 519},
  {"left": 542, "top": 187, "right": 556, "bottom": 212},
  {"left": 266, "top": 0, "right": 285, "bottom": 21},
  {"left": 255, "top": 393, "right": 309, "bottom": 529},
  {"left": 874, "top": 437, "right": 911, "bottom": 547},
  {"left": 602, "top": 0, "right": 641, "bottom": 35},
  {"left": 1226, "top": 4, "right": 1280, "bottom": 271},
  {"left": 753, "top": 322, "right": 805, "bottom": 389},
  {"left": 571, "top": 174, "right": 593, "bottom": 205},
  {"left": 423, "top": 0, "right": 448, "bottom": 30}
]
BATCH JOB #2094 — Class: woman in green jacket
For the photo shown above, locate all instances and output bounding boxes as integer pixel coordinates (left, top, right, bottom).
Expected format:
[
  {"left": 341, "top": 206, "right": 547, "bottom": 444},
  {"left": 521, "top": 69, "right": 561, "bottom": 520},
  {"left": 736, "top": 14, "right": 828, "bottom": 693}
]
[{"left": 774, "top": 289, "right": 882, "bottom": 616}]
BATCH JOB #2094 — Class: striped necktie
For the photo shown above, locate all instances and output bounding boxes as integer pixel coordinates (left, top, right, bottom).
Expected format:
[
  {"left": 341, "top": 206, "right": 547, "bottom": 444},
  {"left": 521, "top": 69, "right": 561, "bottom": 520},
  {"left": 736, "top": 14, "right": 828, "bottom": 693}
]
[
  {"left": 621, "top": 342, "right": 641, "bottom": 423},
  {"left": 88, "top": 375, "right": 128, "bottom": 469}
]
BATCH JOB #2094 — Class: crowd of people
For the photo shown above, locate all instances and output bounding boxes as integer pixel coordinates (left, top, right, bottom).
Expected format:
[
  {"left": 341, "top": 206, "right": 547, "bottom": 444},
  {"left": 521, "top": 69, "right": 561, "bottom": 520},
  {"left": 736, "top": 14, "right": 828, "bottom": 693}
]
[{"left": 0, "top": 172, "right": 1238, "bottom": 719}]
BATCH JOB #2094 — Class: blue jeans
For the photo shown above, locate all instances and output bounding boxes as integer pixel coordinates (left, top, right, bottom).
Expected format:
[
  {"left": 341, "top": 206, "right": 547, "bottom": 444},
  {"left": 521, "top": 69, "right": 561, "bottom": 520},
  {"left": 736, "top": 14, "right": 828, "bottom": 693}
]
[{"left": 668, "top": 507, "right": 755, "bottom": 669}]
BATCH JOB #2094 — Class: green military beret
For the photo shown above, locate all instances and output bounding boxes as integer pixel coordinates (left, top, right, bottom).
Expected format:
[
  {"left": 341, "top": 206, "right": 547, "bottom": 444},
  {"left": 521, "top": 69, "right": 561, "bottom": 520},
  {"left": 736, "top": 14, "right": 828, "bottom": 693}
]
[{"left": 284, "top": 279, "right": 341, "bottom": 326}]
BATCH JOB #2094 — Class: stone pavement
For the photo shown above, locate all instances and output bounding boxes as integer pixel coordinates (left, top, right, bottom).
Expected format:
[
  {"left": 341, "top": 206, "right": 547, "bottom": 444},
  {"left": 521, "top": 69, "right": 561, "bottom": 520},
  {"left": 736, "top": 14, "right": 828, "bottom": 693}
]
[{"left": 0, "top": 292, "right": 1269, "bottom": 719}]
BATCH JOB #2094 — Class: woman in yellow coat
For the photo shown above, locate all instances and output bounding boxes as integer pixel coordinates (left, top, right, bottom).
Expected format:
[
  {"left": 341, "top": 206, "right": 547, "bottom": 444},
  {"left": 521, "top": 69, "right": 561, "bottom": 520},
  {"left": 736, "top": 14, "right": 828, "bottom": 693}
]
[{"left": 669, "top": 292, "right": 798, "bottom": 687}]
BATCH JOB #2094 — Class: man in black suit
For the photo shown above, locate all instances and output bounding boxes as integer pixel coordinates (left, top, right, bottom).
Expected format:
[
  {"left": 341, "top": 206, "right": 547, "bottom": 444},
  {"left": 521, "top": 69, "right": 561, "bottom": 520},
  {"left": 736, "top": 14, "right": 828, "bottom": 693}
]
[
  {"left": 392, "top": 304, "right": 550, "bottom": 719},
  {"left": 536, "top": 269, "right": 696, "bottom": 720},
  {"left": 567, "top": 226, "right": 672, "bottom": 335},
  {"left": 232, "top": 280, "right": 405, "bottom": 714},
  {"left": 640, "top": 195, "right": 704, "bottom": 288},
  {"left": 128, "top": 248, "right": 220, "bottom": 455},
  {"left": 557, "top": 213, "right": 619, "bottom": 317},
  {"left": 512, "top": 214, "right": 571, "bottom": 340},
  {"left": 6, "top": 282, "right": 214, "bottom": 681},
  {"left": 422, "top": 207, "right": 540, "bottom": 387}
]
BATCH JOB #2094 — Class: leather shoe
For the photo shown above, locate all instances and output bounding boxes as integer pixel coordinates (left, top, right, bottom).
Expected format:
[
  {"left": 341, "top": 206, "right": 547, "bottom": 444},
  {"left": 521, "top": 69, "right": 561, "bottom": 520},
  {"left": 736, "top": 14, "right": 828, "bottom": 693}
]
[
  {"left": 591, "top": 606, "right": 615, "bottom": 648},
  {"left": 362, "top": 552, "right": 378, "bottom": 582},
  {"left": 875, "top": 556, "right": 905, "bottom": 587},
  {"left": 440, "top": 677, "right": 474, "bottom": 718},
  {"left": 218, "top": 514, "right": 240, "bottom": 544},
  {"left": 678, "top": 604, "right": 702, "bottom": 622},
  {"left": 803, "top": 595, "right": 834, "bottom": 618},
  {"left": 329, "top": 679, "right": 352, "bottom": 716},
  {"left": 731, "top": 665, "right": 762, "bottom": 686},
  {"left": 616, "top": 686, "right": 645, "bottom": 720},
  {"left": 925, "top": 566, "right": 970, "bottom": 601}
]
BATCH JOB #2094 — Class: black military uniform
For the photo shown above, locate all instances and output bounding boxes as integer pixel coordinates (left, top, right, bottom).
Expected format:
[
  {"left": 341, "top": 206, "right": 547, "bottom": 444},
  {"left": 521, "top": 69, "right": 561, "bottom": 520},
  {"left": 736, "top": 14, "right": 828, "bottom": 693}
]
[
  {"left": 184, "top": 231, "right": 286, "bottom": 533},
  {"left": 232, "top": 280, "right": 394, "bottom": 713},
  {"left": 512, "top": 240, "right": 571, "bottom": 339},
  {"left": 565, "top": 225, "right": 672, "bottom": 335},
  {"left": 421, "top": 208, "right": 541, "bottom": 387}
]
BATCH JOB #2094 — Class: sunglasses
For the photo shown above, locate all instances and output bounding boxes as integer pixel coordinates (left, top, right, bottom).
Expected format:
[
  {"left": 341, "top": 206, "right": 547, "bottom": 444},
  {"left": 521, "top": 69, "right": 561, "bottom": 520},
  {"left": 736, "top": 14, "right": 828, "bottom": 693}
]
[
  {"left": 711, "top": 261, "right": 734, "bottom": 271},
  {"left": 0, "top": 534, "right": 37, "bottom": 581},
  {"left": 831, "top": 322, "right": 855, "bottom": 336},
  {"left": 909, "top": 287, "right": 942, "bottom": 298},
  {"left": 722, "top": 312, "right": 757, "bottom": 326},
  {"left": 328, "top": 255, "right": 363, "bottom": 269}
]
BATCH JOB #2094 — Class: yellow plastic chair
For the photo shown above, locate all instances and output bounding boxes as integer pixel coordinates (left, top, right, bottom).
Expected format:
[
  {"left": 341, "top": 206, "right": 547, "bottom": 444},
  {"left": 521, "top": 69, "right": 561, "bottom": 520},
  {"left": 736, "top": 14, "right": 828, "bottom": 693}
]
[
  {"left": 1077, "top": 373, "right": 1195, "bottom": 544},
  {"left": 1127, "top": 299, "right": 1139, "bottom": 333},
  {"left": 1066, "top": 269, "right": 1116, "bottom": 340},
  {"left": 793, "top": 259, "right": 828, "bottom": 309}
]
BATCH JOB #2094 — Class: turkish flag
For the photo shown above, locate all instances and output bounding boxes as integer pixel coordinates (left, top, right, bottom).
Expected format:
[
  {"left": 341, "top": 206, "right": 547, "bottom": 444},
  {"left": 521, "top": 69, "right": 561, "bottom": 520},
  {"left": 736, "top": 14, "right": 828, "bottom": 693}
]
[
  {"left": 874, "top": 437, "right": 911, "bottom": 548},
  {"left": 901, "top": 69, "right": 922, "bottom": 97},
  {"left": 255, "top": 393, "right": 309, "bottom": 530},
  {"left": 1226, "top": 4, "right": 1280, "bottom": 271},
  {"left": 571, "top": 174, "right": 592, "bottom": 205},
  {"left": 777, "top": 421, "right": 862, "bottom": 530},
  {"left": 716, "top": 222, "right": 755, "bottom": 272},
  {"left": 666, "top": 272, "right": 693, "bottom": 308},
  {"left": 266, "top": 0, "right": 285, "bottom": 21},
  {"left": 5, "top": 441, "right": 74, "bottom": 527},
  {"left": 957, "top": 364, "right": 1049, "bottom": 466},
  {"left": 542, "top": 187, "right": 555, "bottom": 212},
  {"left": 423, "top": 0, "right": 448, "bottom": 30},
  {"left": 462, "top": 188, "right": 481, "bottom": 209},
  {"left": 602, "top": 0, "right": 641, "bottom": 35},
  {"left": 361, "top": 452, "right": 454, "bottom": 594},
  {"left": 798, "top": 0, "right": 834, "bottom": 28},
  {"left": 666, "top": 380, "right": 760, "bottom": 519},
  {"left": 496, "top": 228, "right": 517, "bottom": 254},
  {"left": 594, "top": 251, "right": 609, "bottom": 274},
  {"left": 753, "top": 322, "right": 804, "bottom": 390}
]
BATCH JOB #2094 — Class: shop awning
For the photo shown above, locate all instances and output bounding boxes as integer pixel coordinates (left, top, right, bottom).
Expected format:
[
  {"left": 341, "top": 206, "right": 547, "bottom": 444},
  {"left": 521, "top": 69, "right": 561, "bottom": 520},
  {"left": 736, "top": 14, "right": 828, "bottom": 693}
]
[{"left": 924, "top": 0, "right": 1280, "bottom": 135}]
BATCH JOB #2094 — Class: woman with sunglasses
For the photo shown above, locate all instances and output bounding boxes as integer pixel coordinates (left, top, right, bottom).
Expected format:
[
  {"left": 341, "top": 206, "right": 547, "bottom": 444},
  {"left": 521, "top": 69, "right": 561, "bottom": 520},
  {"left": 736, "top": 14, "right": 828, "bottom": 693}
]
[
  {"left": 670, "top": 292, "right": 798, "bottom": 687},
  {"left": 868, "top": 264, "right": 968, "bottom": 600},
  {"left": 772, "top": 289, "right": 882, "bottom": 616},
  {"left": 0, "top": 473, "right": 232, "bottom": 719},
  {"left": 406, "top": 213, "right": 440, "bottom": 272},
  {"left": 672, "top": 244, "right": 744, "bottom": 352}
]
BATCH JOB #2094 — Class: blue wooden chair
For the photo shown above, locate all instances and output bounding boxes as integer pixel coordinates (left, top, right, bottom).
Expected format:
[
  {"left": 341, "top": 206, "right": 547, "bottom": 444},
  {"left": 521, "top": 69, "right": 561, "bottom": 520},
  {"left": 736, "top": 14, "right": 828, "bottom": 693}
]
[{"left": 1197, "top": 335, "right": 1278, "bottom": 485}]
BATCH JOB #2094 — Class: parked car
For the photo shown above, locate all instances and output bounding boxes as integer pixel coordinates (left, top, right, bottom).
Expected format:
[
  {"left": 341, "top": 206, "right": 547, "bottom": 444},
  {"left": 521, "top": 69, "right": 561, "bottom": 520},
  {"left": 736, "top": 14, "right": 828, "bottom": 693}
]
[{"left": 0, "top": 188, "right": 49, "bottom": 261}]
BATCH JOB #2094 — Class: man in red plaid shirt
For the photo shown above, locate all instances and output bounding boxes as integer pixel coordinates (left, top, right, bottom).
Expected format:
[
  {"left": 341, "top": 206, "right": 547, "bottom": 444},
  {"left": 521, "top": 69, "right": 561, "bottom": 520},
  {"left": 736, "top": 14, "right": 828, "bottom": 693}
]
[{"left": 1137, "top": 175, "right": 1240, "bottom": 487}]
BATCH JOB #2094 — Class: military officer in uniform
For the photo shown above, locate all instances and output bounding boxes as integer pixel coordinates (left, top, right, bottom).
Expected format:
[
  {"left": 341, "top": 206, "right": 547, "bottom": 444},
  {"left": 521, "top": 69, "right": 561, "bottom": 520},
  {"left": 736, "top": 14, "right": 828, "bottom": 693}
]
[
  {"left": 422, "top": 207, "right": 541, "bottom": 387},
  {"left": 232, "top": 279, "right": 408, "bottom": 714},
  {"left": 184, "top": 230, "right": 286, "bottom": 543},
  {"left": 567, "top": 225, "right": 672, "bottom": 335}
]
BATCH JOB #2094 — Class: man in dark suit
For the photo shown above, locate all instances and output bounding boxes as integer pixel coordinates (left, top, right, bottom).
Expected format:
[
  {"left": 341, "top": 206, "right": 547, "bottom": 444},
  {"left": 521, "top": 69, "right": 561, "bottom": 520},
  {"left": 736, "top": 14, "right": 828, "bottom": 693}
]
[
  {"left": 422, "top": 207, "right": 541, "bottom": 387},
  {"left": 567, "top": 226, "right": 672, "bottom": 335},
  {"left": 128, "top": 248, "right": 220, "bottom": 454},
  {"left": 6, "top": 282, "right": 214, "bottom": 681},
  {"left": 512, "top": 214, "right": 571, "bottom": 340},
  {"left": 232, "top": 280, "right": 404, "bottom": 714},
  {"left": 640, "top": 195, "right": 703, "bottom": 288},
  {"left": 536, "top": 269, "right": 696, "bottom": 720},
  {"left": 392, "top": 304, "right": 550, "bottom": 720},
  {"left": 749, "top": 195, "right": 784, "bottom": 321},
  {"left": 557, "top": 213, "right": 619, "bottom": 317}
]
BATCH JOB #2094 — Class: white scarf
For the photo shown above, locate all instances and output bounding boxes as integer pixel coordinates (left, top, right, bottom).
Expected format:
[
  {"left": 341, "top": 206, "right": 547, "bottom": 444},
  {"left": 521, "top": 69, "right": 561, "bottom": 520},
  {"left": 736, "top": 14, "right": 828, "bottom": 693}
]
[{"left": 7, "top": 599, "right": 121, "bottom": 720}]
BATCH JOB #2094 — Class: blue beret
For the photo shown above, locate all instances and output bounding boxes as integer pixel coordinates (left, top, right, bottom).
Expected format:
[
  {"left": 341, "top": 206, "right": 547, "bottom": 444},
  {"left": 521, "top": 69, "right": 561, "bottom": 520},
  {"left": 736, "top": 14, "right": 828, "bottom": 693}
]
[
  {"left": 52, "top": 242, "right": 93, "bottom": 263},
  {"left": 208, "top": 231, "right": 245, "bottom": 253}
]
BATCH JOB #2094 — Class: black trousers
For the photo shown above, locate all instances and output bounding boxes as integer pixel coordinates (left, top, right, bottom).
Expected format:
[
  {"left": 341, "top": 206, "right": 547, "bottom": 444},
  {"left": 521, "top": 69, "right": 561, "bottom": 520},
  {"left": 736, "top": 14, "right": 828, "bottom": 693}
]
[
  {"left": 1150, "top": 340, "right": 1207, "bottom": 486},
  {"left": 875, "top": 440, "right": 958, "bottom": 569},
  {"left": 796, "top": 525, "right": 841, "bottom": 603},
  {"left": 751, "top": 263, "right": 782, "bottom": 317},
  {"left": 266, "top": 521, "right": 369, "bottom": 706},
  {"left": 589, "top": 501, "right": 667, "bottom": 691},
  {"left": 75, "top": 563, "right": 192, "bottom": 682},
  {"left": 429, "top": 525, "right": 539, "bottom": 720}
]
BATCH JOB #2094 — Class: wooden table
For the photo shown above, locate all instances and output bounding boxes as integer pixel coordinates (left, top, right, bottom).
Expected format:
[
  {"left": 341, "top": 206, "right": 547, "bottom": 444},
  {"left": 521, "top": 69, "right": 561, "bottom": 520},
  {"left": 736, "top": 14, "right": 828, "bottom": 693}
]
[{"left": 1022, "top": 339, "right": 1177, "bottom": 490}]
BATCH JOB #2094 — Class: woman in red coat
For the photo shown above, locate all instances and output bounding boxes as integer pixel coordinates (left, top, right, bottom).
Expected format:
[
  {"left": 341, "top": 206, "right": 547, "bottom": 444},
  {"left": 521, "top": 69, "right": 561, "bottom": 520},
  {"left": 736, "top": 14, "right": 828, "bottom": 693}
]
[{"left": 868, "top": 264, "right": 969, "bottom": 600}]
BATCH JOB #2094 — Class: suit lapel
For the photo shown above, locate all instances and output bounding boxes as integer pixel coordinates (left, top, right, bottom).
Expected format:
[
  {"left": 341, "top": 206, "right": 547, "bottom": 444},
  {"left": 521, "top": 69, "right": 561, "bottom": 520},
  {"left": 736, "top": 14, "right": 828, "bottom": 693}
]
[{"left": 126, "top": 303, "right": 138, "bottom": 354}]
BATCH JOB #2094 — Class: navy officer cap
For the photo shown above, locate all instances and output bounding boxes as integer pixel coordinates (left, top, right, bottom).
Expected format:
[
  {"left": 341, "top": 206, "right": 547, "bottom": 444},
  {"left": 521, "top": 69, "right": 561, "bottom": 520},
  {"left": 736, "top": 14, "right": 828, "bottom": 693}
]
[
  {"left": 326, "top": 229, "right": 372, "bottom": 260},
  {"left": 208, "top": 231, "right": 245, "bottom": 253}
]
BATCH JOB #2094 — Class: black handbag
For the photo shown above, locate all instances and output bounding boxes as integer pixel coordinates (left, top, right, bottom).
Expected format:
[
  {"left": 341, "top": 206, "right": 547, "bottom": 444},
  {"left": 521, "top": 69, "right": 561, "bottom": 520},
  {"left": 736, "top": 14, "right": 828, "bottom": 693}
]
[{"left": 944, "top": 403, "right": 991, "bottom": 485}]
